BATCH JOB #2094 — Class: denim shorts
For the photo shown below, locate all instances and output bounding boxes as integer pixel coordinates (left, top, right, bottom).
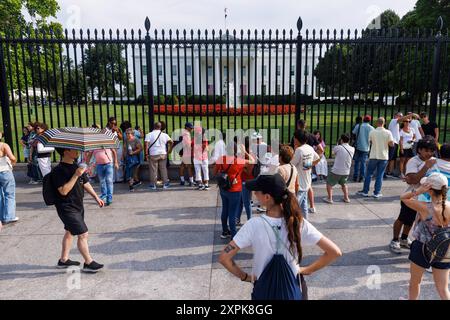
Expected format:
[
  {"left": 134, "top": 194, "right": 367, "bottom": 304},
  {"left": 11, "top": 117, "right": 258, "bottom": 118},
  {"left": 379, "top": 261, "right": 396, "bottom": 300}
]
[{"left": 409, "top": 240, "right": 450, "bottom": 270}]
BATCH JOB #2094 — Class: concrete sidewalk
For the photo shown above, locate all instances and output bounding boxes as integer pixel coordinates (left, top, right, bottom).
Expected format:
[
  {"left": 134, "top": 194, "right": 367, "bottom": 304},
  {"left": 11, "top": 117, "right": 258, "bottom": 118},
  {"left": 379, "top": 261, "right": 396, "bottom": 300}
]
[{"left": 0, "top": 173, "right": 443, "bottom": 300}]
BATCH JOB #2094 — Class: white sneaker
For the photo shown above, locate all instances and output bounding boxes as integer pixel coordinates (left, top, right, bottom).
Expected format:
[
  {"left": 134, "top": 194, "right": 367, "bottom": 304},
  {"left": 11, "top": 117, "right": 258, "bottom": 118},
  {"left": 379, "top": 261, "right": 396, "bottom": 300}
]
[
  {"left": 256, "top": 207, "right": 267, "bottom": 213},
  {"left": 373, "top": 193, "right": 383, "bottom": 199},
  {"left": 426, "top": 267, "right": 433, "bottom": 273},
  {"left": 3, "top": 217, "right": 19, "bottom": 224},
  {"left": 308, "top": 207, "right": 317, "bottom": 214},
  {"left": 323, "top": 197, "right": 334, "bottom": 204},
  {"left": 389, "top": 240, "right": 402, "bottom": 254},
  {"left": 356, "top": 191, "right": 369, "bottom": 197},
  {"left": 400, "top": 238, "right": 412, "bottom": 249}
]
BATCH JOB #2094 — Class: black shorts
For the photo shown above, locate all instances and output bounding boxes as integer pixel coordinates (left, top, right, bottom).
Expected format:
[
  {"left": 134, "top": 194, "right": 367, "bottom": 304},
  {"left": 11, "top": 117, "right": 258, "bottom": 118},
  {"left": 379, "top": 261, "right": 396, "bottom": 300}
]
[
  {"left": 388, "top": 143, "right": 398, "bottom": 161},
  {"left": 56, "top": 207, "right": 88, "bottom": 236},
  {"left": 400, "top": 148, "right": 414, "bottom": 158},
  {"left": 409, "top": 240, "right": 450, "bottom": 270},
  {"left": 398, "top": 201, "right": 417, "bottom": 226}
]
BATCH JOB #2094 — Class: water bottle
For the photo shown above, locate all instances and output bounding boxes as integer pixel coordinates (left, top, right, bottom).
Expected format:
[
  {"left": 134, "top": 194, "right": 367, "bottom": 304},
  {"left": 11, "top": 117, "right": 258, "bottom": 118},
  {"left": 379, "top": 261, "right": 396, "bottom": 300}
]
[{"left": 128, "top": 144, "right": 133, "bottom": 155}]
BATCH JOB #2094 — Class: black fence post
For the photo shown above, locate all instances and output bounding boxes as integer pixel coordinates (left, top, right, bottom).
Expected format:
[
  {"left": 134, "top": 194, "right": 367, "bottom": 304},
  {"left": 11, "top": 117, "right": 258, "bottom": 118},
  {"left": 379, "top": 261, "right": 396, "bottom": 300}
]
[
  {"left": 0, "top": 38, "right": 13, "bottom": 149},
  {"left": 429, "top": 16, "right": 443, "bottom": 123},
  {"left": 144, "top": 17, "right": 155, "bottom": 129},
  {"left": 295, "top": 17, "right": 303, "bottom": 125}
]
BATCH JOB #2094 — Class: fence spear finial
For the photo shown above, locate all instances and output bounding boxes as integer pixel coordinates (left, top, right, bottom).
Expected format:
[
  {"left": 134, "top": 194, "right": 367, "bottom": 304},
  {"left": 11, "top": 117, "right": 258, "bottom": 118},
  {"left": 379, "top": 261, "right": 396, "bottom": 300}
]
[
  {"left": 297, "top": 17, "right": 303, "bottom": 33},
  {"left": 145, "top": 17, "right": 151, "bottom": 35}
]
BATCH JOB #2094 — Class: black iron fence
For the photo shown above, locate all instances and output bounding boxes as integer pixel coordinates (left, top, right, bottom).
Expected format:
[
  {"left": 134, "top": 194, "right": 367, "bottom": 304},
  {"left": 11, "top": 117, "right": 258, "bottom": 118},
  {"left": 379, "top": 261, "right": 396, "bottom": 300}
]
[{"left": 0, "top": 16, "right": 449, "bottom": 161}]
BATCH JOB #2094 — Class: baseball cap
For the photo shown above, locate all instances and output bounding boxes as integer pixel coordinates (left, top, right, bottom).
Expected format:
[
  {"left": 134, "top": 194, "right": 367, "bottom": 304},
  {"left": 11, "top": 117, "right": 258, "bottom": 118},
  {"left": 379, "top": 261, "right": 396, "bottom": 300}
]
[
  {"left": 251, "top": 131, "right": 263, "bottom": 140},
  {"left": 363, "top": 115, "right": 372, "bottom": 122},
  {"left": 245, "top": 173, "right": 288, "bottom": 199},
  {"left": 420, "top": 172, "right": 448, "bottom": 190},
  {"left": 185, "top": 122, "right": 194, "bottom": 129}
]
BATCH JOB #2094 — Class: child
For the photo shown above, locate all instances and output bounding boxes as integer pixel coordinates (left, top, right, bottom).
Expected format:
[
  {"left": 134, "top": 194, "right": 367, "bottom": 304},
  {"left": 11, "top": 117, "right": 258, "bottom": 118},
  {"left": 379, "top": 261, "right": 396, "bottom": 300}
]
[
  {"left": 20, "top": 127, "right": 30, "bottom": 162},
  {"left": 313, "top": 130, "right": 328, "bottom": 182},
  {"left": 123, "top": 128, "right": 143, "bottom": 192},
  {"left": 193, "top": 127, "right": 210, "bottom": 190}
]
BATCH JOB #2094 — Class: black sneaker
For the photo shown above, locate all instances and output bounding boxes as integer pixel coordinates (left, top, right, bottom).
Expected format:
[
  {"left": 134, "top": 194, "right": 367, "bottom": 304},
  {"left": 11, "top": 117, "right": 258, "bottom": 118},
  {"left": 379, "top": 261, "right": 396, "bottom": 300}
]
[
  {"left": 204, "top": 185, "right": 210, "bottom": 191},
  {"left": 83, "top": 261, "right": 104, "bottom": 273},
  {"left": 57, "top": 259, "right": 81, "bottom": 269},
  {"left": 220, "top": 231, "right": 231, "bottom": 239},
  {"left": 129, "top": 185, "right": 134, "bottom": 192},
  {"left": 132, "top": 180, "right": 142, "bottom": 187}
]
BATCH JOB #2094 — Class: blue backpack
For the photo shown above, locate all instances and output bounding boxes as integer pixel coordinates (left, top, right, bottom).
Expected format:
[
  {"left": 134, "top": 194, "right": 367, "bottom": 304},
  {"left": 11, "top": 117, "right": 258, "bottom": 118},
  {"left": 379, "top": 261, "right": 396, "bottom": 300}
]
[{"left": 251, "top": 216, "right": 307, "bottom": 300}]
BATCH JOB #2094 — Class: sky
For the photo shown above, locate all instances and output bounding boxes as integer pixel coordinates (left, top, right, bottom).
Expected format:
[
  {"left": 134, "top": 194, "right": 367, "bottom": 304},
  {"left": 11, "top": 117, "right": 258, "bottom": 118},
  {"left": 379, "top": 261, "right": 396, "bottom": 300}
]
[{"left": 54, "top": 0, "right": 418, "bottom": 34}]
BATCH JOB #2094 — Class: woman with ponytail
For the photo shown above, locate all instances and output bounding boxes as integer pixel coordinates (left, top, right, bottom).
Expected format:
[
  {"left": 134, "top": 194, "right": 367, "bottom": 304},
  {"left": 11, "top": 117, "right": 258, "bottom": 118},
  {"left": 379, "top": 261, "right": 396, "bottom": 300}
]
[
  {"left": 401, "top": 172, "right": 450, "bottom": 300},
  {"left": 218, "top": 173, "right": 342, "bottom": 300}
]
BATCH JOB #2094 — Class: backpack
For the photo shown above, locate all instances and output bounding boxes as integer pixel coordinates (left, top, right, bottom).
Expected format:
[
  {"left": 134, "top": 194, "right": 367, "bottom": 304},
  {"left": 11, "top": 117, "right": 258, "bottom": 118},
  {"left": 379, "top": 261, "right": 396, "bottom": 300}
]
[
  {"left": 42, "top": 170, "right": 57, "bottom": 206},
  {"left": 251, "top": 216, "right": 306, "bottom": 300},
  {"left": 217, "top": 161, "right": 244, "bottom": 191},
  {"left": 420, "top": 203, "right": 450, "bottom": 263},
  {"left": 423, "top": 226, "right": 450, "bottom": 264}
]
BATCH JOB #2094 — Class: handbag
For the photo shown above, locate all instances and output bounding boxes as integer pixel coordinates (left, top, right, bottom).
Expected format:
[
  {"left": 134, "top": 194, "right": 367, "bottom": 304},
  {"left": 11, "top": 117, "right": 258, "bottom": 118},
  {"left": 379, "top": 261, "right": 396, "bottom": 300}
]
[{"left": 217, "top": 164, "right": 233, "bottom": 190}]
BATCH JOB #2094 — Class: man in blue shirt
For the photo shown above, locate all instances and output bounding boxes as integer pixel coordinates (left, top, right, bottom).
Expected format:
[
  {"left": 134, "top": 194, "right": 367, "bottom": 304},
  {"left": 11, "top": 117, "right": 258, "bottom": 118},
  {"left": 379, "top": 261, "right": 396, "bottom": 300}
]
[{"left": 352, "top": 115, "right": 374, "bottom": 182}]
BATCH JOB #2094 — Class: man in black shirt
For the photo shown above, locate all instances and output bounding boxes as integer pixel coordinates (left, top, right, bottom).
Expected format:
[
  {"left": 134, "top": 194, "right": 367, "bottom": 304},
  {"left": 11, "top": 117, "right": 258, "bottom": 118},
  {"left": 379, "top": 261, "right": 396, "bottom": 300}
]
[
  {"left": 420, "top": 112, "right": 439, "bottom": 142},
  {"left": 53, "top": 148, "right": 105, "bottom": 273}
]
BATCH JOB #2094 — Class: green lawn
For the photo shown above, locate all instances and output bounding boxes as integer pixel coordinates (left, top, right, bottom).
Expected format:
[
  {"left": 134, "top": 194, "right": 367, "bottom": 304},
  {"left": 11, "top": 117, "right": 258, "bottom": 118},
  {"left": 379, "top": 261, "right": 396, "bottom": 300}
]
[{"left": 2, "top": 102, "right": 449, "bottom": 162}]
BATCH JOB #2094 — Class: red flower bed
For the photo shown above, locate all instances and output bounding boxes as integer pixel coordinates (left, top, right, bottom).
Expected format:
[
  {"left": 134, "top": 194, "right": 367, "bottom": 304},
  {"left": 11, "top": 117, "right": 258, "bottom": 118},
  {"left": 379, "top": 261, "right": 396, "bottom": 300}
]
[{"left": 152, "top": 104, "right": 299, "bottom": 116}]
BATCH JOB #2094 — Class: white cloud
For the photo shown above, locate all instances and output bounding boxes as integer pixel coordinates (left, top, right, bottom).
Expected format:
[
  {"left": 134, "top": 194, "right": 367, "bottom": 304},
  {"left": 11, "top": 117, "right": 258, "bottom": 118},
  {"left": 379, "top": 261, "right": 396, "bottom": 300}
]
[{"left": 56, "top": 0, "right": 417, "bottom": 34}]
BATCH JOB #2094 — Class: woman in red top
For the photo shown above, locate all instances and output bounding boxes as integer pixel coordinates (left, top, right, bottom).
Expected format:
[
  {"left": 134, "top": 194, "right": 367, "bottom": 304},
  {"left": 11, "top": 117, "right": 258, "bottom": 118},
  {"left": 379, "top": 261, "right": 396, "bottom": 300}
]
[
  {"left": 214, "top": 142, "right": 253, "bottom": 239},
  {"left": 237, "top": 136, "right": 255, "bottom": 226}
]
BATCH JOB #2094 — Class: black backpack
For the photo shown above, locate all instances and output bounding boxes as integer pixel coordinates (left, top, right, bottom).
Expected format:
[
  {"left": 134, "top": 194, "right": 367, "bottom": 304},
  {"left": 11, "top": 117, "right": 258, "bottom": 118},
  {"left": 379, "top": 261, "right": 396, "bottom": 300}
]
[
  {"left": 42, "top": 170, "right": 57, "bottom": 206},
  {"left": 424, "top": 226, "right": 450, "bottom": 263},
  {"left": 217, "top": 164, "right": 233, "bottom": 190}
]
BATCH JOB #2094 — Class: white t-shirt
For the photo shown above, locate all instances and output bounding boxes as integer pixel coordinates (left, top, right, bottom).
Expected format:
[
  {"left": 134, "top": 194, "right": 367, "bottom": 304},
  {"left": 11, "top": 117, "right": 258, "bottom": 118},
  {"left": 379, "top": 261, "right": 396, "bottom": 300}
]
[
  {"left": 291, "top": 144, "right": 320, "bottom": 191},
  {"left": 410, "top": 120, "right": 422, "bottom": 140},
  {"left": 145, "top": 130, "right": 172, "bottom": 156},
  {"left": 250, "top": 142, "right": 268, "bottom": 160},
  {"left": 388, "top": 119, "right": 400, "bottom": 144},
  {"left": 399, "top": 129, "right": 415, "bottom": 149},
  {"left": 233, "top": 215, "right": 323, "bottom": 279},
  {"left": 211, "top": 139, "right": 226, "bottom": 164},
  {"left": 331, "top": 143, "right": 355, "bottom": 175},
  {"left": 405, "top": 155, "right": 436, "bottom": 192}
]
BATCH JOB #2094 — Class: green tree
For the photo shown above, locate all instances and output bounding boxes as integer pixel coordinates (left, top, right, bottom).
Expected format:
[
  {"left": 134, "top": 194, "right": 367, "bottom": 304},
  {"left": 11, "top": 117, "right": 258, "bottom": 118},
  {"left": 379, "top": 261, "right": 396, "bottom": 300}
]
[
  {"left": 1, "top": 0, "right": 63, "bottom": 100},
  {"left": 314, "top": 10, "right": 401, "bottom": 99},
  {"left": 84, "top": 44, "right": 131, "bottom": 100}
]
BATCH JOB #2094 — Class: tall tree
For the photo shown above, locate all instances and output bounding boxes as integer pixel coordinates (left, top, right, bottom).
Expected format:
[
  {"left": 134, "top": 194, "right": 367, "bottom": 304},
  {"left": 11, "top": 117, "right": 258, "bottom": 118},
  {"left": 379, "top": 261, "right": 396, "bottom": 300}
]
[
  {"left": 84, "top": 43, "right": 130, "bottom": 100},
  {"left": 0, "top": 0, "right": 63, "bottom": 99}
]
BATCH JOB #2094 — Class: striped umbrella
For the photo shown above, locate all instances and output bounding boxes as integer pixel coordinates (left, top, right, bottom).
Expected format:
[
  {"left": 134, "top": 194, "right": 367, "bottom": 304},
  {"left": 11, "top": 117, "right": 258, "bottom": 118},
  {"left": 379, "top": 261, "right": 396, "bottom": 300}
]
[{"left": 36, "top": 127, "right": 120, "bottom": 151}]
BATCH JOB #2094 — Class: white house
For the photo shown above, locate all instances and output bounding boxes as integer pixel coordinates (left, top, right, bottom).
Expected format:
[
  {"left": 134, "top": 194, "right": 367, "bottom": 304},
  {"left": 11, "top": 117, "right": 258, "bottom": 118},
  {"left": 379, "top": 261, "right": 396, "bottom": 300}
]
[{"left": 134, "top": 43, "right": 319, "bottom": 106}]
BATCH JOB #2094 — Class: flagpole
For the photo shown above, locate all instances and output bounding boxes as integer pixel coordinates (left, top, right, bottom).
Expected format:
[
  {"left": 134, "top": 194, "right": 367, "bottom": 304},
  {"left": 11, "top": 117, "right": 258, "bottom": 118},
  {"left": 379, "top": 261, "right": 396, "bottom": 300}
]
[{"left": 224, "top": 7, "right": 227, "bottom": 31}]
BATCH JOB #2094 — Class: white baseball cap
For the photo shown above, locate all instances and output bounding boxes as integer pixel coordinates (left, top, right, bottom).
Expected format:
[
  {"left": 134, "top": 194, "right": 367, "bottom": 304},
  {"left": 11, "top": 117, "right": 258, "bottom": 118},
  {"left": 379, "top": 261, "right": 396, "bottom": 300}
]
[
  {"left": 251, "top": 132, "right": 263, "bottom": 140},
  {"left": 420, "top": 172, "right": 448, "bottom": 190}
]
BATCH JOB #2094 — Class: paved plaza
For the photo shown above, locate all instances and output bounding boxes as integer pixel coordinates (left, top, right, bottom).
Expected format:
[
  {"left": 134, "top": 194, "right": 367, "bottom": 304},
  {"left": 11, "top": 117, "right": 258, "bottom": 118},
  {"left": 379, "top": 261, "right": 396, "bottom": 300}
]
[{"left": 0, "top": 171, "right": 443, "bottom": 300}]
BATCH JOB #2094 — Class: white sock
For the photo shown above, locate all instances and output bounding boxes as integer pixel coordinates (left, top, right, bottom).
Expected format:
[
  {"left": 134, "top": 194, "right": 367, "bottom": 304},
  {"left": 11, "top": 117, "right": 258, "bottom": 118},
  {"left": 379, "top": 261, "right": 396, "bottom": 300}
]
[
  {"left": 180, "top": 176, "right": 185, "bottom": 182},
  {"left": 189, "top": 177, "right": 194, "bottom": 183}
]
